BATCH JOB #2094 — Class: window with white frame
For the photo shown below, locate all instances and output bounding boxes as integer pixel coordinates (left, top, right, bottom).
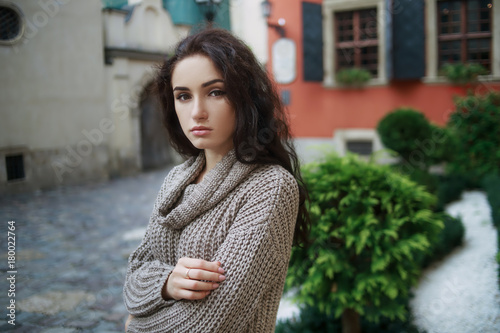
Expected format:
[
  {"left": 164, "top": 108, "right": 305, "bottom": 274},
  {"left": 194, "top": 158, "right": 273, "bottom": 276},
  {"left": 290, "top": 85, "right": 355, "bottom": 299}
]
[
  {"left": 335, "top": 8, "right": 379, "bottom": 76},
  {"left": 425, "top": 0, "right": 499, "bottom": 80},
  {"left": 437, "top": 0, "right": 493, "bottom": 72},
  {"left": 323, "top": 0, "right": 387, "bottom": 86}
]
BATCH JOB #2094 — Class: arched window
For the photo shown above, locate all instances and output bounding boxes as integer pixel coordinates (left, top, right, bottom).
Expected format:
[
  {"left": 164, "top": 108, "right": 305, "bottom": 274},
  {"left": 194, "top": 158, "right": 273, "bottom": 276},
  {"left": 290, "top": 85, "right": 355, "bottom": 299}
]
[{"left": 0, "top": 4, "right": 24, "bottom": 44}]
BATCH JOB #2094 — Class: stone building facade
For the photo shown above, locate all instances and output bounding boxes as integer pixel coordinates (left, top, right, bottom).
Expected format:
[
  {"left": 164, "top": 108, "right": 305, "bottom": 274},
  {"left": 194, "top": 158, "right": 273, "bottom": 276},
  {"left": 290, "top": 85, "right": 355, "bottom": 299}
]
[
  {"left": 1, "top": 0, "right": 112, "bottom": 194},
  {"left": 0, "top": 0, "right": 269, "bottom": 195}
]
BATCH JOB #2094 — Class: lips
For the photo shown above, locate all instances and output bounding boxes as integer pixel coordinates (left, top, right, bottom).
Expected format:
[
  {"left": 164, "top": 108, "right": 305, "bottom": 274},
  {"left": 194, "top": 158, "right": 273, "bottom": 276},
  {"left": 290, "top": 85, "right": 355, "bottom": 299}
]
[{"left": 191, "top": 126, "right": 212, "bottom": 136}]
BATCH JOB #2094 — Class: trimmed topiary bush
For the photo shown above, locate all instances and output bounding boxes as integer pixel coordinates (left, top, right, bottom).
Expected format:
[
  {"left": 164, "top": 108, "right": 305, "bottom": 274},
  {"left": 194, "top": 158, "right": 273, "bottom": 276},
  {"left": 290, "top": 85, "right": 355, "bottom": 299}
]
[
  {"left": 286, "top": 153, "right": 443, "bottom": 332},
  {"left": 377, "top": 108, "right": 434, "bottom": 168},
  {"left": 377, "top": 109, "right": 459, "bottom": 210}
]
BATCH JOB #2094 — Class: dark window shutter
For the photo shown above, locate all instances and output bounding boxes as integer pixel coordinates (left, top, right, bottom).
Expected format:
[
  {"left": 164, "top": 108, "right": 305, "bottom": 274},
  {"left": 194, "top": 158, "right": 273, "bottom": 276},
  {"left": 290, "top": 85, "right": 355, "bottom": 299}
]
[
  {"left": 392, "top": 0, "right": 425, "bottom": 79},
  {"left": 302, "top": 2, "right": 323, "bottom": 82}
]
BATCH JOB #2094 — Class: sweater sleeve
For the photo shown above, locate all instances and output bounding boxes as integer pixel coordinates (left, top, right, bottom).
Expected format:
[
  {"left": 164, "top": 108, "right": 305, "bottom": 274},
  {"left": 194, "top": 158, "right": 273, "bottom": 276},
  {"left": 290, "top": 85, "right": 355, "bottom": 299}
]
[
  {"left": 123, "top": 169, "right": 180, "bottom": 317},
  {"left": 126, "top": 168, "right": 299, "bottom": 333},
  {"left": 122, "top": 228, "right": 176, "bottom": 317}
]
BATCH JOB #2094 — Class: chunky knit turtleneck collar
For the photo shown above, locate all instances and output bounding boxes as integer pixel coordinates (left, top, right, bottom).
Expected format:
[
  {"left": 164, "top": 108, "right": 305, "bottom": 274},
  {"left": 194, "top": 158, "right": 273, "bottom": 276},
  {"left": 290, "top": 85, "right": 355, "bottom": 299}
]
[{"left": 156, "top": 150, "right": 258, "bottom": 229}]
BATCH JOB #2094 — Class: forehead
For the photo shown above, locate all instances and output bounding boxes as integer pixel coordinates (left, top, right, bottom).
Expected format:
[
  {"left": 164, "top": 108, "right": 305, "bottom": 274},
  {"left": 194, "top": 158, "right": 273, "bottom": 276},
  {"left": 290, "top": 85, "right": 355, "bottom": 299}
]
[{"left": 172, "top": 55, "right": 223, "bottom": 86}]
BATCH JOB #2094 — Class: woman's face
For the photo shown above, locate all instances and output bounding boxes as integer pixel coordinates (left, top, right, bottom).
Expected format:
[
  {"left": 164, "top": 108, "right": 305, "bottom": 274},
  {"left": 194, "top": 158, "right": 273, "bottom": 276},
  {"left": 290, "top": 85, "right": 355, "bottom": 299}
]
[{"left": 171, "top": 55, "right": 236, "bottom": 157}]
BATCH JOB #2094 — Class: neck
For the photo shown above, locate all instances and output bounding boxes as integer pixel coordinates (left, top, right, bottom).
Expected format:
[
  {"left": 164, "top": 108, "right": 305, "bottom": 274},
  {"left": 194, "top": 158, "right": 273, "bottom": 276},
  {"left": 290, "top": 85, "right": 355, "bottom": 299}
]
[{"left": 196, "top": 148, "right": 232, "bottom": 184}]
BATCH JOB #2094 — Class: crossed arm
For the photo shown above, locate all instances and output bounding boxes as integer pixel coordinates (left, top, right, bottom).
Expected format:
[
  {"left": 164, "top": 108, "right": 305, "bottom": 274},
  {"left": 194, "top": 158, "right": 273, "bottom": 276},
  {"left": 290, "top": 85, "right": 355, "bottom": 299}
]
[{"left": 123, "top": 172, "right": 299, "bottom": 332}]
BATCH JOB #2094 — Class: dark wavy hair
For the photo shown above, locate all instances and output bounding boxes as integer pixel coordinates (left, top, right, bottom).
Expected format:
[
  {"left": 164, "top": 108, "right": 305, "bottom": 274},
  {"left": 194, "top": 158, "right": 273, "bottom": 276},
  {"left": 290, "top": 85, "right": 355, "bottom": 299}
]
[{"left": 155, "top": 28, "right": 309, "bottom": 246}]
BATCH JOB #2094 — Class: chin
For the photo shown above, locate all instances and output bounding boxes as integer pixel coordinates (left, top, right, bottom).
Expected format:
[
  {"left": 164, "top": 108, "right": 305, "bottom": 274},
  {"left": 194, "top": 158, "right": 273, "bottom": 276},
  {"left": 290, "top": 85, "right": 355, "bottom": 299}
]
[{"left": 189, "top": 141, "right": 210, "bottom": 151}]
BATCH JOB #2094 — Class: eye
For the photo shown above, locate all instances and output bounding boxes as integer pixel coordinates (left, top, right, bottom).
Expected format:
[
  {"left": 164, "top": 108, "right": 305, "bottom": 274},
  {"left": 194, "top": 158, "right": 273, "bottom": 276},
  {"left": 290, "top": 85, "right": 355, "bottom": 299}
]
[
  {"left": 175, "top": 93, "right": 191, "bottom": 101},
  {"left": 209, "top": 89, "right": 226, "bottom": 97}
]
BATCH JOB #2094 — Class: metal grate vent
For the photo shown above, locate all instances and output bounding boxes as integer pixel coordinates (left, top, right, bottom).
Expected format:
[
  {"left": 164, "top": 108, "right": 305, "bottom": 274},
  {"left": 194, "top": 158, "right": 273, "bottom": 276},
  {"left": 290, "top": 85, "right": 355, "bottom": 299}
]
[
  {"left": 0, "top": 6, "right": 22, "bottom": 41},
  {"left": 346, "top": 140, "right": 373, "bottom": 156},
  {"left": 6, "top": 155, "right": 25, "bottom": 181}
]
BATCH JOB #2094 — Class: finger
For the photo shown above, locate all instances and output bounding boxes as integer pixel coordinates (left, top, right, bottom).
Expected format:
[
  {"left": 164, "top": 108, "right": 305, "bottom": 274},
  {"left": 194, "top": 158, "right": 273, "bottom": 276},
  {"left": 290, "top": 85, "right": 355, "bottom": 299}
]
[
  {"left": 179, "top": 258, "right": 225, "bottom": 273},
  {"left": 183, "top": 279, "right": 220, "bottom": 291},
  {"left": 168, "top": 272, "right": 220, "bottom": 291},
  {"left": 186, "top": 268, "right": 226, "bottom": 282},
  {"left": 176, "top": 289, "right": 211, "bottom": 300}
]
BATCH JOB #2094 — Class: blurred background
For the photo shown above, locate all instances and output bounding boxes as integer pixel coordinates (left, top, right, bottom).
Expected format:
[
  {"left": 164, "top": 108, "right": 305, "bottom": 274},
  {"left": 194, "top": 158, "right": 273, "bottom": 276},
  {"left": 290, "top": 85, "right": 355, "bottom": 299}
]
[
  {"left": 0, "top": 0, "right": 499, "bottom": 332},
  {"left": 0, "top": 0, "right": 499, "bottom": 193}
]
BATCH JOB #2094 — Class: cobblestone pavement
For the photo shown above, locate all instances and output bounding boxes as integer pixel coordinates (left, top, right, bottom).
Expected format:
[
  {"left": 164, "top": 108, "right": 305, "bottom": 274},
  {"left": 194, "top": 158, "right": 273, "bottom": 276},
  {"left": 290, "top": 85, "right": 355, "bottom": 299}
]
[
  {"left": 4, "top": 171, "right": 499, "bottom": 333},
  {"left": 0, "top": 166, "right": 172, "bottom": 333}
]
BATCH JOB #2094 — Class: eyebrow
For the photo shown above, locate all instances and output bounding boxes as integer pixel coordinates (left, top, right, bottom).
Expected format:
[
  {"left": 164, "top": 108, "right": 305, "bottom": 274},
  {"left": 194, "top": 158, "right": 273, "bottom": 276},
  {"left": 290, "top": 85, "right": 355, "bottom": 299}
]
[
  {"left": 173, "top": 79, "right": 224, "bottom": 91},
  {"left": 202, "top": 79, "right": 224, "bottom": 87}
]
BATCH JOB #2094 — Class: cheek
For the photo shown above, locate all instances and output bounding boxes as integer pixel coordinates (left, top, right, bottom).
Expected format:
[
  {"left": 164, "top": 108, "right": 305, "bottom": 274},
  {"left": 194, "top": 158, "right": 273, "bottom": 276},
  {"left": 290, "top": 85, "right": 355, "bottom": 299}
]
[
  {"left": 228, "top": 115, "right": 236, "bottom": 133},
  {"left": 220, "top": 102, "right": 236, "bottom": 131},
  {"left": 175, "top": 111, "right": 189, "bottom": 133},
  {"left": 174, "top": 104, "right": 186, "bottom": 123},
  {"left": 227, "top": 111, "right": 236, "bottom": 133}
]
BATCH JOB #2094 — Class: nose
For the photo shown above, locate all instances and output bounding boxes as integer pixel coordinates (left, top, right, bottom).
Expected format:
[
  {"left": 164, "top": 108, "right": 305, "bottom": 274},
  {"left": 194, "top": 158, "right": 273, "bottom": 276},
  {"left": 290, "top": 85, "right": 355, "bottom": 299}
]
[{"left": 191, "top": 96, "right": 208, "bottom": 121}]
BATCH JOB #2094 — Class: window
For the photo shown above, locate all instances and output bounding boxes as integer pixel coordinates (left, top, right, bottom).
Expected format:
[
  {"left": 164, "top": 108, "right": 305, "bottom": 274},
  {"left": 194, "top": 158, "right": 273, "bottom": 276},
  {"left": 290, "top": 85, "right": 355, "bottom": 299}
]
[
  {"left": 322, "top": 0, "right": 387, "bottom": 87},
  {"left": 346, "top": 140, "right": 373, "bottom": 156},
  {"left": 332, "top": 129, "right": 384, "bottom": 157},
  {"left": 0, "top": 4, "right": 23, "bottom": 44},
  {"left": 437, "top": 0, "right": 493, "bottom": 72},
  {"left": 335, "top": 8, "right": 378, "bottom": 76},
  {"left": 6, "top": 155, "right": 25, "bottom": 181}
]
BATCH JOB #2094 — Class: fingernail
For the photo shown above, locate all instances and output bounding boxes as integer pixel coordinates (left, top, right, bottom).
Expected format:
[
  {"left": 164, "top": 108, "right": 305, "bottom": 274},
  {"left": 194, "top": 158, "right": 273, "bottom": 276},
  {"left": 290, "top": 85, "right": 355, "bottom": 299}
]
[
  {"left": 212, "top": 283, "right": 219, "bottom": 288},
  {"left": 219, "top": 275, "right": 226, "bottom": 281},
  {"left": 216, "top": 261, "right": 221, "bottom": 266},
  {"left": 218, "top": 267, "right": 225, "bottom": 274}
]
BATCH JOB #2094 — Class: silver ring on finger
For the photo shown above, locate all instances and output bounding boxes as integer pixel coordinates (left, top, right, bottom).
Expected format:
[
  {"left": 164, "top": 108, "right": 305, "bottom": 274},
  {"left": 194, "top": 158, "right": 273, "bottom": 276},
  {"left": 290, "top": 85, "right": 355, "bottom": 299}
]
[{"left": 186, "top": 268, "right": 192, "bottom": 279}]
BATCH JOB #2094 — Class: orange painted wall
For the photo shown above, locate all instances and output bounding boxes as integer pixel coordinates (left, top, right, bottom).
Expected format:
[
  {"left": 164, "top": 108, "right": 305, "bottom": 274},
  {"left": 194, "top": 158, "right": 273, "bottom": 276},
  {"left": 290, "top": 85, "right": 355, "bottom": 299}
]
[{"left": 266, "top": 0, "right": 500, "bottom": 138}]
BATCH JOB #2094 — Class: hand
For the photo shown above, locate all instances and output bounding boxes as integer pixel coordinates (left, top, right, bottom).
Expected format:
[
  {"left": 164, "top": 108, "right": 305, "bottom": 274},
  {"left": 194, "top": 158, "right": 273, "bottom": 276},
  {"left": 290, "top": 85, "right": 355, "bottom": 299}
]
[{"left": 163, "top": 257, "right": 226, "bottom": 301}]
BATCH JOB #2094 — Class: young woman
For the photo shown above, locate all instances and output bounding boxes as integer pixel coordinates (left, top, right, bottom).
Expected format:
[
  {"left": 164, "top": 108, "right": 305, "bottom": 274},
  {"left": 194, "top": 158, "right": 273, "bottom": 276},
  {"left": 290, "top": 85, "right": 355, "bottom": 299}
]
[{"left": 123, "top": 28, "right": 309, "bottom": 332}]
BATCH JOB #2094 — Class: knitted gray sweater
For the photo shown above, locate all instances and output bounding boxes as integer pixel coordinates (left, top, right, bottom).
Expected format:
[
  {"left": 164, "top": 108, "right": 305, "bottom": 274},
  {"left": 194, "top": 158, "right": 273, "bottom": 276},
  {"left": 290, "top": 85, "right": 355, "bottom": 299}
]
[{"left": 123, "top": 150, "right": 299, "bottom": 332}]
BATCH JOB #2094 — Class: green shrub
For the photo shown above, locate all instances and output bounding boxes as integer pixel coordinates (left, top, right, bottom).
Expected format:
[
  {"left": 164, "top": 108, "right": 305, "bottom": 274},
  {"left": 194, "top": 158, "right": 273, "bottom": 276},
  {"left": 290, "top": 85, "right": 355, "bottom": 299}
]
[
  {"left": 417, "top": 214, "right": 465, "bottom": 268},
  {"left": 392, "top": 166, "right": 439, "bottom": 197},
  {"left": 440, "top": 62, "right": 488, "bottom": 85},
  {"left": 360, "top": 298, "right": 421, "bottom": 333},
  {"left": 275, "top": 301, "right": 421, "bottom": 333},
  {"left": 428, "top": 125, "right": 456, "bottom": 164},
  {"left": 447, "top": 92, "right": 500, "bottom": 184},
  {"left": 481, "top": 173, "right": 500, "bottom": 284},
  {"left": 336, "top": 68, "right": 372, "bottom": 87},
  {"left": 287, "top": 153, "right": 443, "bottom": 328},
  {"left": 275, "top": 303, "right": 341, "bottom": 333},
  {"left": 377, "top": 108, "right": 434, "bottom": 167},
  {"left": 377, "top": 109, "right": 458, "bottom": 209},
  {"left": 277, "top": 217, "right": 463, "bottom": 332},
  {"left": 482, "top": 174, "right": 500, "bottom": 228},
  {"left": 435, "top": 175, "right": 469, "bottom": 211}
]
